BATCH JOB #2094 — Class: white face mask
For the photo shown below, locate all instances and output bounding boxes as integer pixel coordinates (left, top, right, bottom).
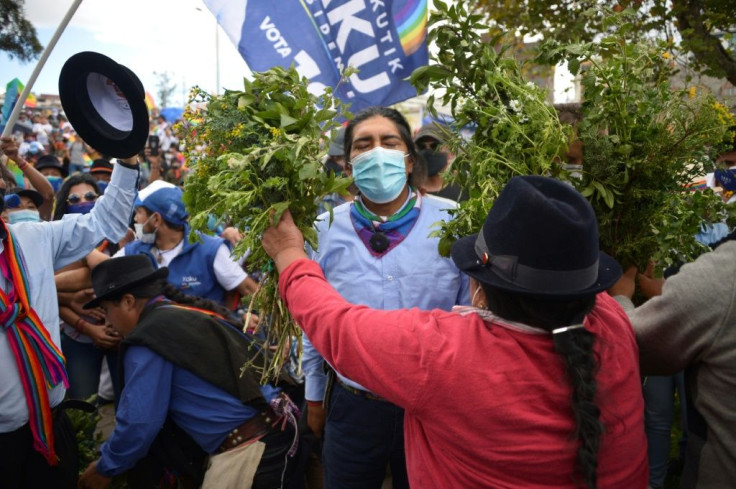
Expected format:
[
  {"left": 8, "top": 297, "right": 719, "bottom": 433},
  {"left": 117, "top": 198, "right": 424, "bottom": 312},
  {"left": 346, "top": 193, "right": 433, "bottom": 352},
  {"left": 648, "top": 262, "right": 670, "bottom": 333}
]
[{"left": 134, "top": 214, "right": 157, "bottom": 244}]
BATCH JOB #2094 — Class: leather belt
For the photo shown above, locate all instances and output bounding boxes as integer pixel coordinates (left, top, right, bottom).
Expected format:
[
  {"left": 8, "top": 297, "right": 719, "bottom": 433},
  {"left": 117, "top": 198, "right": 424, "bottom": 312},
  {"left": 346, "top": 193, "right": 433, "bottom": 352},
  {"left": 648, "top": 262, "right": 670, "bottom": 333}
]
[
  {"left": 217, "top": 407, "right": 279, "bottom": 453},
  {"left": 336, "top": 378, "right": 388, "bottom": 402}
]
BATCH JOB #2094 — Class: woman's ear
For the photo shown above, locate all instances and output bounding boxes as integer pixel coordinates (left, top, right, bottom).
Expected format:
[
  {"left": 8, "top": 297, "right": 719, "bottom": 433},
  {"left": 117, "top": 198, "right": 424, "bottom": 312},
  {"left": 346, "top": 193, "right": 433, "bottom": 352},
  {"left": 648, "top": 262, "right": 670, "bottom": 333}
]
[{"left": 121, "top": 293, "right": 137, "bottom": 312}]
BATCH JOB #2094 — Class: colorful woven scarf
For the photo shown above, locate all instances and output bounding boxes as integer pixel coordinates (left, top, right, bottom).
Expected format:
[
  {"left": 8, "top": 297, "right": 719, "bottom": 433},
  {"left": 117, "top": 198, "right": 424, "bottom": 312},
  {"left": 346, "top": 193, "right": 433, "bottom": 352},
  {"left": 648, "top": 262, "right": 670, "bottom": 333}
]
[
  {"left": 0, "top": 223, "right": 68, "bottom": 465},
  {"left": 349, "top": 189, "right": 422, "bottom": 257}
]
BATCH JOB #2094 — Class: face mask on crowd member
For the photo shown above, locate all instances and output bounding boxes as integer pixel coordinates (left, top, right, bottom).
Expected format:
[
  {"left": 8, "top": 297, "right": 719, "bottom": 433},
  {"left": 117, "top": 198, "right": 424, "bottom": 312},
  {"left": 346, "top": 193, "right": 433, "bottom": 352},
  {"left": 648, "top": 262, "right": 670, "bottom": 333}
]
[
  {"left": 46, "top": 176, "right": 63, "bottom": 193},
  {"left": 9, "top": 209, "right": 41, "bottom": 224},
  {"left": 5, "top": 188, "right": 44, "bottom": 223},
  {"left": 345, "top": 113, "right": 415, "bottom": 208},
  {"left": 134, "top": 212, "right": 158, "bottom": 244},
  {"left": 414, "top": 124, "right": 453, "bottom": 179},
  {"left": 35, "top": 155, "right": 68, "bottom": 193},
  {"left": 350, "top": 147, "right": 408, "bottom": 203},
  {"left": 418, "top": 148, "right": 448, "bottom": 176},
  {"left": 53, "top": 175, "right": 101, "bottom": 221}
]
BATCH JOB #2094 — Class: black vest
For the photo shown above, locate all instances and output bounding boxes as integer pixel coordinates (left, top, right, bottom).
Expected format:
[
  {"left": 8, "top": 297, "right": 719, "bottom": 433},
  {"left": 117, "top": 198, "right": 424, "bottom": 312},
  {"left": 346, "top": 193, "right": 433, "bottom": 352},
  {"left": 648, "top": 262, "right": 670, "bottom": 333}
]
[{"left": 122, "top": 302, "right": 267, "bottom": 410}]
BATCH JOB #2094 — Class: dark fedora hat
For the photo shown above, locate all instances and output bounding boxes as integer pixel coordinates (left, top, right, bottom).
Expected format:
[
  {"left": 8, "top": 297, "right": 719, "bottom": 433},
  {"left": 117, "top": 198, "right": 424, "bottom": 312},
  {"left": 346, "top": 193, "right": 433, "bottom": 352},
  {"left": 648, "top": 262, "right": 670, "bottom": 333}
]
[
  {"left": 9, "top": 187, "right": 44, "bottom": 208},
  {"left": 35, "top": 154, "right": 68, "bottom": 178},
  {"left": 59, "top": 52, "right": 149, "bottom": 159},
  {"left": 450, "top": 176, "right": 621, "bottom": 299},
  {"left": 84, "top": 255, "right": 168, "bottom": 309},
  {"left": 90, "top": 158, "right": 114, "bottom": 174}
]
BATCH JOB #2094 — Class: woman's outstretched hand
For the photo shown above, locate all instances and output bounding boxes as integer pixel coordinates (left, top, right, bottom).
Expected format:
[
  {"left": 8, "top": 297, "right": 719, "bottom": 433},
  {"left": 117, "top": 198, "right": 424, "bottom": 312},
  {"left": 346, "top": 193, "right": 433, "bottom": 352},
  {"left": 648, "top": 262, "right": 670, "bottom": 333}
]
[{"left": 262, "top": 209, "right": 307, "bottom": 273}]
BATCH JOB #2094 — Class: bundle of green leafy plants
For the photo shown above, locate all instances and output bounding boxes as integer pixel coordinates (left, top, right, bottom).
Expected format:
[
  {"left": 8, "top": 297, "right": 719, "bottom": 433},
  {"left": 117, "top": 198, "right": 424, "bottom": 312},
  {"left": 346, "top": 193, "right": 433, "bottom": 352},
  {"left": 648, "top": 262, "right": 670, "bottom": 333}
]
[
  {"left": 180, "top": 66, "right": 350, "bottom": 381},
  {"left": 536, "top": 9, "right": 734, "bottom": 271},
  {"left": 413, "top": 3, "right": 733, "bottom": 282},
  {"left": 410, "top": 0, "right": 571, "bottom": 256}
]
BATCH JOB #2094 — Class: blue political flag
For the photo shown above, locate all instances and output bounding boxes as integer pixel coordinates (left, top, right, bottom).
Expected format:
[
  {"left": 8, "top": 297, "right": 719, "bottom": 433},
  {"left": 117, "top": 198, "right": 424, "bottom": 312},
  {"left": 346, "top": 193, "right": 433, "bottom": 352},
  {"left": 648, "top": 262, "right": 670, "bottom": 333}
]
[{"left": 204, "top": 0, "right": 428, "bottom": 112}]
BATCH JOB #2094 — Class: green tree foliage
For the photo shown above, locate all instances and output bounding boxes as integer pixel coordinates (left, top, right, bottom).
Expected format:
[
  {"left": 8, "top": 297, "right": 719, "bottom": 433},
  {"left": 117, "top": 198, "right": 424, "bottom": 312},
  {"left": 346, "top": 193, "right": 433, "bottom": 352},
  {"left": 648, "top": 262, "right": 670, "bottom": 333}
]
[
  {"left": 474, "top": 0, "right": 736, "bottom": 86},
  {"left": 537, "top": 12, "right": 733, "bottom": 271},
  {"left": 410, "top": 0, "right": 571, "bottom": 256},
  {"left": 0, "top": 0, "right": 42, "bottom": 63},
  {"left": 412, "top": 3, "right": 732, "bottom": 280},
  {"left": 179, "top": 66, "right": 350, "bottom": 380}
]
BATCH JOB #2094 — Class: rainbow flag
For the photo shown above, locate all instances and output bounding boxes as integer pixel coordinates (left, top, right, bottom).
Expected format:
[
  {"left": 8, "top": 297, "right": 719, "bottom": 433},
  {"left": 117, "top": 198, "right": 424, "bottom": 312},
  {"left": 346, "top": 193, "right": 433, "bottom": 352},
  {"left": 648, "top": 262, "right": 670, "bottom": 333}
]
[
  {"left": 394, "top": 0, "right": 428, "bottom": 56},
  {"left": 2, "top": 78, "right": 24, "bottom": 124},
  {"left": 145, "top": 92, "right": 156, "bottom": 112},
  {"left": 24, "top": 93, "right": 37, "bottom": 108},
  {"left": 6, "top": 161, "right": 26, "bottom": 187}
]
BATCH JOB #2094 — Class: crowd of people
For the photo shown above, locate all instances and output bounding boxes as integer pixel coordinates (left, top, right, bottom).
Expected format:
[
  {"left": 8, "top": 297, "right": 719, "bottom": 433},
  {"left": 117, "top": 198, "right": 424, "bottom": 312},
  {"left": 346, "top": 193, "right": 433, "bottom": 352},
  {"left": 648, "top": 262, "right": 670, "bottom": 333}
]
[{"left": 0, "top": 100, "right": 734, "bottom": 489}]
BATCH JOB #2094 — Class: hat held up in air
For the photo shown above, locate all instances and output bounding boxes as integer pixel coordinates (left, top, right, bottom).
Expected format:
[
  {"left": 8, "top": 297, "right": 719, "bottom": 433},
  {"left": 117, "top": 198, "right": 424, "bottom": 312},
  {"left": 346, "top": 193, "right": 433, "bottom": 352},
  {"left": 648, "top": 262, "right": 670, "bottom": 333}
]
[{"left": 59, "top": 51, "right": 149, "bottom": 158}]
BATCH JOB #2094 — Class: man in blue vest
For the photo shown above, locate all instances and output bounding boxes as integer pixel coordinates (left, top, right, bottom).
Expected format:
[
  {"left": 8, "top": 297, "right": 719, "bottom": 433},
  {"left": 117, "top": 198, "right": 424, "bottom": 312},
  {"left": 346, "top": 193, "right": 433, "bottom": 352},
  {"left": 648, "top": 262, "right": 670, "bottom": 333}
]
[{"left": 112, "top": 187, "right": 258, "bottom": 304}]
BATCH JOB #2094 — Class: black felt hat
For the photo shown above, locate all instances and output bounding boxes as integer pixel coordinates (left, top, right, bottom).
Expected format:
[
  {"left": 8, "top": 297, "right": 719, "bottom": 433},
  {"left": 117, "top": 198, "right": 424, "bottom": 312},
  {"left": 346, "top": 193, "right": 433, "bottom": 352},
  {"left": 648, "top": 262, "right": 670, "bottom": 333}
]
[
  {"left": 90, "top": 158, "right": 114, "bottom": 174},
  {"left": 59, "top": 52, "right": 149, "bottom": 158},
  {"left": 450, "top": 176, "right": 621, "bottom": 299},
  {"left": 35, "top": 154, "right": 68, "bottom": 178},
  {"left": 9, "top": 187, "right": 44, "bottom": 208},
  {"left": 84, "top": 255, "right": 168, "bottom": 309}
]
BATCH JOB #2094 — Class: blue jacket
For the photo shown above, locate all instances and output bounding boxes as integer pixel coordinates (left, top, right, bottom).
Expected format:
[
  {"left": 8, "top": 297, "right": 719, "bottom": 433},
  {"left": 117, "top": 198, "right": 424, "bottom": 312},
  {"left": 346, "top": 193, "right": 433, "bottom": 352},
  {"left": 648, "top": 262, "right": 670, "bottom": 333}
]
[{"left": 125, "top": 231, "right": 228, "bottom": 303}]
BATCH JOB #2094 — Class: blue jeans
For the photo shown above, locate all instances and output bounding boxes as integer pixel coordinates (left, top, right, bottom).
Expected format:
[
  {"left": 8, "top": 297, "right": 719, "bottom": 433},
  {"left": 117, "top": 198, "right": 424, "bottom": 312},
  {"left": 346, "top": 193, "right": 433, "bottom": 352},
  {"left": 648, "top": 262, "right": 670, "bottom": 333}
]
[
  {"left": 643, "top": 374, "right": 688, "bottom": 488},
  {"left": 68, "top": 163, "right": 85, "bottom": 175},
  {"left": 323, "top": 381, "right": 409, "bottom": 489},
  {"left": 61, "top": 333, "right": 120, "bottom": 402}
]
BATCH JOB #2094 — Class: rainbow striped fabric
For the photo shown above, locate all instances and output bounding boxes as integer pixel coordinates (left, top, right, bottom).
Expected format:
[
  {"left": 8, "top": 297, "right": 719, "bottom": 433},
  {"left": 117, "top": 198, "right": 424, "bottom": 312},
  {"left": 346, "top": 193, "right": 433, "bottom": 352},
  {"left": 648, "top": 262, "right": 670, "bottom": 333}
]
[
  {"left": 24, "top": 93, "right": 37, "bottom": 108},
  {"left": 0, "top": 222, "right": 69, "bottom": 465},
  {"left": 393, "top": 0, "right": 428, "bottom": 56},
  {"left": 145, "top": 92, "right": 156, "bottom": 112}
]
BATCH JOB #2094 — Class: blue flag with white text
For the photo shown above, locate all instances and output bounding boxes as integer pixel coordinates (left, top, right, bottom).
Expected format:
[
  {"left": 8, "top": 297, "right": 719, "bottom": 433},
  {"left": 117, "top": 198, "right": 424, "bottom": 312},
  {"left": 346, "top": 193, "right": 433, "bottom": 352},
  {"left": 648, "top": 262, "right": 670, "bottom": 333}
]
[{"left": 204, "top": 0, "right": 428, "bottom": 112}]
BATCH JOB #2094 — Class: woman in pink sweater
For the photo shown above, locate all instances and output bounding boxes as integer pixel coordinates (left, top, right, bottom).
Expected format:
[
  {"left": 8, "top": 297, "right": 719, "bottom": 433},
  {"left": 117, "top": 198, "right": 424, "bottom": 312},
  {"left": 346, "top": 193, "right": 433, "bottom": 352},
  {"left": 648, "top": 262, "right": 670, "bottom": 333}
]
[{"left": 264, "top": 175, "right": 648, "bottom": 488}]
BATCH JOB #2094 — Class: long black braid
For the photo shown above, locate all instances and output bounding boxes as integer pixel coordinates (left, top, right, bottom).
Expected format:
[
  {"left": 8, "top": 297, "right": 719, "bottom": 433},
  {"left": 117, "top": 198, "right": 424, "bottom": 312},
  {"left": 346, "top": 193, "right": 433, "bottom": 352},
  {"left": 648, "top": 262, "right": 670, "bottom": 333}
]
[
  {"left": 483, "top": 284, "right": 604, "bottom": 489},
  {"left": 112, "top": 279, "right": 243, "bottom": 328}
]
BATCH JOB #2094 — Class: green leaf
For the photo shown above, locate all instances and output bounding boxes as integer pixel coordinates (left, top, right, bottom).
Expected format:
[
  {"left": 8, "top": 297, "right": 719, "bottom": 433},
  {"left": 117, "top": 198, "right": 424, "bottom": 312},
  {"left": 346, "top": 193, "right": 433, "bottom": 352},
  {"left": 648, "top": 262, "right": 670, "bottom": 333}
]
[
  {"left": 280, "top": 113, "right": 298, "bottom": 128},
  {"left": 568, "top": 58, "right": 581, "bottom": 76}
]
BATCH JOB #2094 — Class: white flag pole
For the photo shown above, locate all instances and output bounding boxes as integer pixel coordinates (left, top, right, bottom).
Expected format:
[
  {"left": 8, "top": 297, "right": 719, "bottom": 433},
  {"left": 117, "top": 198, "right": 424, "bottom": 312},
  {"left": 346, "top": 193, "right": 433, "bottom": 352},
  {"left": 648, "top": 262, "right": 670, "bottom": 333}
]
[{"left": 2, "top": 0, "right": 84, "bottom": 138}]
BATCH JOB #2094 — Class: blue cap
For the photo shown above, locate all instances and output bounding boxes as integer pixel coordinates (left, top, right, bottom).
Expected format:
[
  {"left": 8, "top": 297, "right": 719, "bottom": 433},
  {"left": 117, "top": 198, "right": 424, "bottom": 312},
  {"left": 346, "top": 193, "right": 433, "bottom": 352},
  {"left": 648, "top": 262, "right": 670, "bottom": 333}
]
[
  {"left": 140, "top": 187, "right": 188, "bottom": 226},
  {"left": 3, "top": 194, "right": 21, "bottom": 209}
]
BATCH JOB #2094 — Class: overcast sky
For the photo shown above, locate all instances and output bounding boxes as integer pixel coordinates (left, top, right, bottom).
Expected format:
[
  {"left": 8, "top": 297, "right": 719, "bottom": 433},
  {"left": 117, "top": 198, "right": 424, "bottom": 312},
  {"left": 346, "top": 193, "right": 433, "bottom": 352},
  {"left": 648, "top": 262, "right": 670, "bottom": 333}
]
[{"left": 3, "top": 0, "right": 252, "bottom": 107}]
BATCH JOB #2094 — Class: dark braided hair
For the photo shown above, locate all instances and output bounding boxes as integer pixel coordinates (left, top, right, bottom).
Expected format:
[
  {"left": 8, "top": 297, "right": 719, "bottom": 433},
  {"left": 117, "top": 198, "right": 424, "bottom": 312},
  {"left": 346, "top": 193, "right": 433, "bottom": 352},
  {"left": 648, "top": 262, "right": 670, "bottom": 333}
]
[
  {"left": 483, "top": 284, "right": 603, "bottom": 489},
  {"left": 109, "top": 279, "right": 242, "bottom": 328},
  {"left": 160, "top": 283, "right": 242, "bottom": 327}
]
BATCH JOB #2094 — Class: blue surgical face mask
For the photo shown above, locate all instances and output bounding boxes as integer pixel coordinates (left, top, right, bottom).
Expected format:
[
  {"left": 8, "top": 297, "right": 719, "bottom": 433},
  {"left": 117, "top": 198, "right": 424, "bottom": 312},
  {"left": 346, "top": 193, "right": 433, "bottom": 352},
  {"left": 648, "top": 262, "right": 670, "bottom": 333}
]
[
  {"left": 9, "top": 209, "right": 41, "bottom": 224},
  {"left": 46, "top": 176, "right": 63, "bottom": 193},
  {"left": 351, "top": 147, "right": 408, "bottom": 204},
  {"left": 96, "top": 181, "right": 109, "bottom": 194},
  {"left": 66, "top": 201, "right": 95, "bottom": 215}
]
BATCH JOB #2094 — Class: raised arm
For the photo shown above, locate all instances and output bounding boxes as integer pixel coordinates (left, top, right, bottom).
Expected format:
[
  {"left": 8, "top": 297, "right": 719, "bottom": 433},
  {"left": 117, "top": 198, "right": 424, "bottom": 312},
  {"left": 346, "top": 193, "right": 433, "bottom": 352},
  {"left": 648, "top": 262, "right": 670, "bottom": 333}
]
[{"left": 48, "top": 156, "right": 139, "bottom": 270}]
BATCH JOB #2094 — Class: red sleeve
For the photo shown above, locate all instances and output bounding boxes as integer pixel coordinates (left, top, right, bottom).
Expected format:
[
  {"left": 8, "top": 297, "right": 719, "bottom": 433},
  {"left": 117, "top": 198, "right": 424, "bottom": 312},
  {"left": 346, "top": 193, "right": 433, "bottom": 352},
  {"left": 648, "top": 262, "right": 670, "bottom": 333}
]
[{"left": 279, "top": 258, "right": 444, "bottom": 411}]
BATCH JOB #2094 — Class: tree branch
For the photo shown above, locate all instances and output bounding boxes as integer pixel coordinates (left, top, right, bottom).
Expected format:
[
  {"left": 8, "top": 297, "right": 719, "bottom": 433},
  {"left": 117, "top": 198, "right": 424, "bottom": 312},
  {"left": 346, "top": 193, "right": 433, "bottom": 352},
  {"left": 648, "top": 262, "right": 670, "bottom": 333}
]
[{"left": 673, "top": 0, "right": 736, "bottom": 85}]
